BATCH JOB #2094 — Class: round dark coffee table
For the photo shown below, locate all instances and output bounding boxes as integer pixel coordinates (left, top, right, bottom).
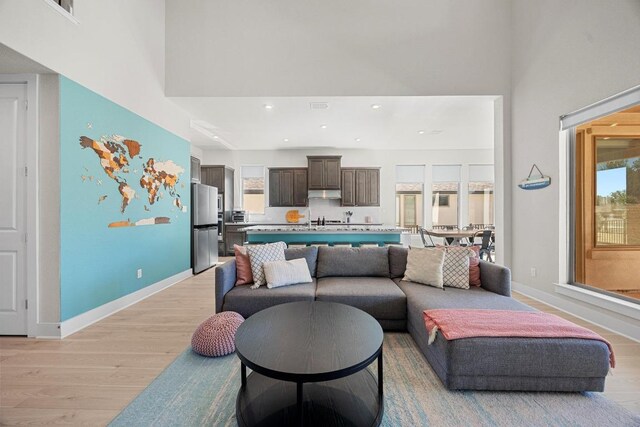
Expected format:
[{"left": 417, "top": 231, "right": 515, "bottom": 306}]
[{"left": 234, "top": 301, "right": 384, "bottom": 427}]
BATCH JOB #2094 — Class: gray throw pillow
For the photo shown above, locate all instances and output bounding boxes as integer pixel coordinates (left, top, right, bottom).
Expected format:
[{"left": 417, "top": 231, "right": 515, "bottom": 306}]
[
  {"left": 402, "top": 247, "right": 445, "bottom": 289},
  {"left": 316, "top": 247, "right": 390, "bottom": 278},
  {"left": 285, "top": 246, "right": 318, "bottom": 277}
]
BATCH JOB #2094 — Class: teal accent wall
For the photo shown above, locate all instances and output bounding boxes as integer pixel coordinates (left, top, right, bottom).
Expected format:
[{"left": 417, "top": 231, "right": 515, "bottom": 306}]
[{"left": 59, "top": 76, "right": 191, "bottom": 321}]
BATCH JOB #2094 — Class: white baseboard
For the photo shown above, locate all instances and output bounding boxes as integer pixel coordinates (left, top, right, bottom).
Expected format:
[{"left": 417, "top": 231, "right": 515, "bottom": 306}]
[
  {"left": 512, "top": 281, "right": 640, "bottom": 343},
  {"left": 35, "top": 322, "right": 61, "bottom": 339},
  {"left": 59, "top": 269, "right": 192, "bottom": 338}
]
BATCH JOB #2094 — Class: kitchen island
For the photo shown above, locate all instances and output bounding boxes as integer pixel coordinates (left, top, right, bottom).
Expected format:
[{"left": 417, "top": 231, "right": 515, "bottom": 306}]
[{"left": 241, "top": 225, "right": 409, "bottom": 247}]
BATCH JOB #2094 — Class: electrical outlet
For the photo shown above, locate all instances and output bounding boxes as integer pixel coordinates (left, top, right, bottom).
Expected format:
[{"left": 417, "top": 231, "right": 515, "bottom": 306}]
[
  {"left": 530, "top": 267, "right": 537, "bottom": 278},
  {"left": 137, "top": 269, "right": 143, "bottom": 279}
]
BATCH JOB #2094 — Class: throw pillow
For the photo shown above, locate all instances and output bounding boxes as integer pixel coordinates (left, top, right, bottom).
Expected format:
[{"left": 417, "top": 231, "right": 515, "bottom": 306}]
[
  {"left": 285, "top": 246, "right": 319, "bottom": 277},
  {"left": 402, "top": 247, "right": 445, "bottom": 289},
  {"left": 246, "top": 242, "right": 287, "bottom": 288},
  {"left": 234, "top": 245, "right": 253, "bottom": 286},
  {"left": 468, "top": 245, "right": 481, "bottom": 286},
  {"left": 263, "top": 258, "right": 313, "bottom": 289},
  {"left": 440, "top": 246, "right": 472, "bottom": 289}
]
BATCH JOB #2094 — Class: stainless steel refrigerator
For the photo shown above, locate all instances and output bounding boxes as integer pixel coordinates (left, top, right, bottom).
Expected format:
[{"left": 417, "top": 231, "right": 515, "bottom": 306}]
[{"left": 192, "top": 183, "right": 219, "bottom": 274}]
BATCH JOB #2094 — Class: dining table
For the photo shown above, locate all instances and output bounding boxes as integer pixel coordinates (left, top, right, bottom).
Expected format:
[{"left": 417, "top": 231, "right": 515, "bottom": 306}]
[{"left": 424, "top": 229, "right": 477, "bottom": 246}]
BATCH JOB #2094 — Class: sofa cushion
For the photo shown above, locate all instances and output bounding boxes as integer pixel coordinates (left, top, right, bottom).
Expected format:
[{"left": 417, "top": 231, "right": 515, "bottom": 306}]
[
  {"left": 222, "top": 279, "right": 317, "bottom": 318},
  {"left": 388, "top": 246, "right": 408, "bottom": 278},
  {"left": 285, "top": 246, "right": 318, "bottom": 277},
  {"left": 317, "top": 247, "right": 390, "bottom": 278},
  {"left": 315, "top": 277, "right": 406, "bottom": 320},
  {"left": 395, "top": 278, "right": 533, "bottom": 312}
]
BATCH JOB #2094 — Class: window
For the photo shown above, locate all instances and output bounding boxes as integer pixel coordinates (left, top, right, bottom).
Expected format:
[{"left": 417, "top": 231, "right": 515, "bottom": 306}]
[
  {"left": 468, "top": 182, "right": 494, "bottom": 228},
  {"left": 45, "top": 0, "right": 73, "bottom": 14},
  {"left": 432, "top": 165, "right": 461, "bottom": 228},
  {"left": 572, "top": 103, "right": 640, "bottom": 302},
  {"left": 396, "top": 183, "right": 424, "bottom": 232},
  {"left": 241, "top": 166, "right": 265, "bottom": 214},
  {"left": 595, "top": 138, "right": 640, "bottom": 246},
  {"left": 431, "top": 182, "right": 459, "bottom": 228},
  {"left": 395, "top": 165, "right": 425, "bottom": 233}
]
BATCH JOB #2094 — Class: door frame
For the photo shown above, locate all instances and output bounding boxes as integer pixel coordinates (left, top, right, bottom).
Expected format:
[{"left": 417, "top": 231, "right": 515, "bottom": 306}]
[{"left": 0, "top": 74, "right": 39, "bottom": 337}]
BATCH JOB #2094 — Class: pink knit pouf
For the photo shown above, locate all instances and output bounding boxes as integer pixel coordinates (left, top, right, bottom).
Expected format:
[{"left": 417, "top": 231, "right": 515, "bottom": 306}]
[{"left": 191, "top": 312, "right": 245, "bottom": 357}]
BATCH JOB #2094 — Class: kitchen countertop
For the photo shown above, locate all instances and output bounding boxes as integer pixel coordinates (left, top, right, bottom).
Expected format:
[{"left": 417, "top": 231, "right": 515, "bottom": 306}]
[
  {"left": 228, "top": 222, "right": 383, "bottom": 226},
  {"left": 241, "top": 225, "right": 407, "bottom": 233}
]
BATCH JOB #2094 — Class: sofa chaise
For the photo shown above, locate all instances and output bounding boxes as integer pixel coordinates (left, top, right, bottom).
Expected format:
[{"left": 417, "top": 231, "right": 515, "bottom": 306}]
[{"left": 215, "top": 246, "right": 611, "bottom": 392}]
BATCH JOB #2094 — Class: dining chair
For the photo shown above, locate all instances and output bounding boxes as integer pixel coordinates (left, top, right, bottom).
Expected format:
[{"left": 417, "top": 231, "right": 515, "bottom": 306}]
[
  {"left": 418, "top": 227, "right": 436, "bottom": 247},
  {"left": 474, "top": 230, "right": 493, "bottom": 262}
]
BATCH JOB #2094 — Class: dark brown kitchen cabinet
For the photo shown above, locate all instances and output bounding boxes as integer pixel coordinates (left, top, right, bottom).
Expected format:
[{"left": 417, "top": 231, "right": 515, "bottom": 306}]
[
  {"left": 307, "top": 156, "right": 341, "bottom": 190},
  {"left": 341, "top": 168, "right": 380, "bottom": 207},
  {"left": 269, "top": 168, "right": 308, "bottom": 207},
  {"left": 341, "top": 169, "right": 356, "bottom": 206}
]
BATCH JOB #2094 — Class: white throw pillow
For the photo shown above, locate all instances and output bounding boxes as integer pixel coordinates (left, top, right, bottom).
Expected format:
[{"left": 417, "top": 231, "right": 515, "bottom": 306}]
[
  {"left": 441, "top": 246, "right": 473, "bottom": 289},
  {"left": 246, "top": 242, "right": 287, "bottom": 288},
  {"left": 402, "top": 247, "right": 445, "bottom": 289},
  {"left": 263, "top": 258, "right": 313, "bottom": 289}
]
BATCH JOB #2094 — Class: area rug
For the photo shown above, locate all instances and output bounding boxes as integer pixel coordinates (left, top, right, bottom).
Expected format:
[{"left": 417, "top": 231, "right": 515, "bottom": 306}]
[{"left": 109, "top": 333, "right": 639, "bottom": 426}]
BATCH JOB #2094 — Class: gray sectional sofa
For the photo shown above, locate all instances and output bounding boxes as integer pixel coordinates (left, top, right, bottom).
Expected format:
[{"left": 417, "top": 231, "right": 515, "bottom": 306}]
[{"left": 215, "top": 246, "right": 611, "bottom": 392}]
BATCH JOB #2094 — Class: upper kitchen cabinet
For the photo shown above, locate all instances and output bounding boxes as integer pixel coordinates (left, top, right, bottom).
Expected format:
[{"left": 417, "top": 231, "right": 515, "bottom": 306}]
[
  {"left": 307, "top": 156, "right": 341, "bottom": 190},
  {"left": 190, "top": 156, "right": 201, "bottom": 182},
  {"left": 341, "top": 168, "right": 380, "bottom": 207},
  {"left": 269, "top": 168, "right": 308, "bottom": 207}
]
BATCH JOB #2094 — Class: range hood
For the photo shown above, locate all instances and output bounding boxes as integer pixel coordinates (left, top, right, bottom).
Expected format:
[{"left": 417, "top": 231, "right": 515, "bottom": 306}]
[{"left": 308, "top": 189, "right": 342, "bottom": 199}]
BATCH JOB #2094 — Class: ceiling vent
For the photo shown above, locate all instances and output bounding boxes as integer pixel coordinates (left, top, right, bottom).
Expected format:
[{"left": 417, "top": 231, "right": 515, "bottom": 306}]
[{"left": 310, "top": 102, "right": 330, "bottom": 110}]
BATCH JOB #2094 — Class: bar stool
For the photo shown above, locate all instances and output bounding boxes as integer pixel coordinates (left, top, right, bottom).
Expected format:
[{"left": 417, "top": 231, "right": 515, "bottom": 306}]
[
  {"left": 384, "top": 242, "right": 404, "bottom": 247},
  {"left": 359, "top": 242, "right": 381, "bottom": 248},
  {"left": 309, "top": 242, "right": 330, "bottom": 247},
  {"left": 287, "top": 242, "right": 308, "bottom": 248},
  {"left": 331, "top": 242, "right": 353, "bottom": 247}
]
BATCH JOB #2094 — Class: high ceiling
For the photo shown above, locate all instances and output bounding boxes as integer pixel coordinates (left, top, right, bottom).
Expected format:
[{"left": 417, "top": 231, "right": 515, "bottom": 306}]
[{"left": 170, "top": 96, "right": 496, "bottom": 151}]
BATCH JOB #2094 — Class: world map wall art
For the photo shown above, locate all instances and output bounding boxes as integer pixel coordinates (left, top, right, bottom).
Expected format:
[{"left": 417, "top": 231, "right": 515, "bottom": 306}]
[{"left": 79, "top": 133, "right": 187, "bottom": 228}]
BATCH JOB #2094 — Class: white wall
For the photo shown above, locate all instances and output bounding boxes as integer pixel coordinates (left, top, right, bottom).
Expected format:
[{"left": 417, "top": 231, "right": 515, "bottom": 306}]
[
  {"left": 511, "top": 0, "right": 640, "bottom": 337},
  {"left": 0, "top": 0, "right": 192, "bottom": 140},
  {"left": 166, "top": 0, "right": 511, "bottom": 97},
  {"left": 202, "top": 148, "right": 494, "bottom": 227},
  {"left": 38, "top": 74, "right": 60, "bottom": 323}
]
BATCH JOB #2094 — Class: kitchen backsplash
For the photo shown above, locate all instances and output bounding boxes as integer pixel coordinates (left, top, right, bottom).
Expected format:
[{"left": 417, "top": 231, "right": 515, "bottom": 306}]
[{"left": 247, "top": 199, "right": 383, "bottom": 224}]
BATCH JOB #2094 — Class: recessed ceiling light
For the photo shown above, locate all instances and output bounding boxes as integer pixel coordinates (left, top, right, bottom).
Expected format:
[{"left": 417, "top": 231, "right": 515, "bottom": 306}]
[
  {"left": 283, "top": 138, "right": 289, "bottom": 142},
  {"left": 320, "top": 124, "right": 328, "bottom": 129},
  {"left": 610, "top": 123, "right": 618, "bottom": 127},
  {"left": 371, "top": 104, "right": 381, "bottom": 110},
  {"left": 418, "top": 130, "right": 425, "bottom": 134},
  {"left": 264, "top": 104, "right": 274, "bottom": 110},
  {"left": 355, "top": 138, "right": 361, "bottom": 142},
  {"left": 212, "top": 135, "right": 219, "bottom": 139}
]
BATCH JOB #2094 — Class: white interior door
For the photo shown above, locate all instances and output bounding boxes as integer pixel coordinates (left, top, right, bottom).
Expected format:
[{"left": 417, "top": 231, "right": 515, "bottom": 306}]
[{"left": 0, "top": 83, "right": 27, "bottom": 335}]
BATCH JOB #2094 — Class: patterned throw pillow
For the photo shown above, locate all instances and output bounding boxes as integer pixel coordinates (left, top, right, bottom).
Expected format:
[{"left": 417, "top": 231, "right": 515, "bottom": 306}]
[
  {"left": 440, "top": 247, "right": 473, "bottom": 289},
  {"left": 246, "top": 242, "right": 287, "bottom": 288}
]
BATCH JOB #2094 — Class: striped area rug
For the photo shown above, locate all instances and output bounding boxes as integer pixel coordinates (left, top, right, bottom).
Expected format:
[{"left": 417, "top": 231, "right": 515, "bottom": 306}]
[{"left": 110, "top": 333, "right": 639, "bottom": 426}]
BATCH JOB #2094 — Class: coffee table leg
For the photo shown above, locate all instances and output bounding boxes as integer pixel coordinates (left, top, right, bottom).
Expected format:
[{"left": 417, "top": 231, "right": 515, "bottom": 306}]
[
  {"left": 378, "top": 346, "right": 383, "bottom": 397},
  {"left": 241, "top": 362, "right": 246, "bottom": 388},
  {"left": 297, "top": 382, "right": 303, "bottom": 426}
]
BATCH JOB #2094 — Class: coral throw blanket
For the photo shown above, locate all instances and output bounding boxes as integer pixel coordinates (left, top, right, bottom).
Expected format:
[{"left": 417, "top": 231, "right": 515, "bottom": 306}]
[{"left": 423, "top": 309, "right": 615, "bottom": 368}]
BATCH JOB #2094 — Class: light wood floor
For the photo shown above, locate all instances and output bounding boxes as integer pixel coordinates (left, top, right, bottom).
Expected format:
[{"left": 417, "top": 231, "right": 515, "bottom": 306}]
[{"left": 1, "top": 268, "right": 639, "bottom": 425}]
